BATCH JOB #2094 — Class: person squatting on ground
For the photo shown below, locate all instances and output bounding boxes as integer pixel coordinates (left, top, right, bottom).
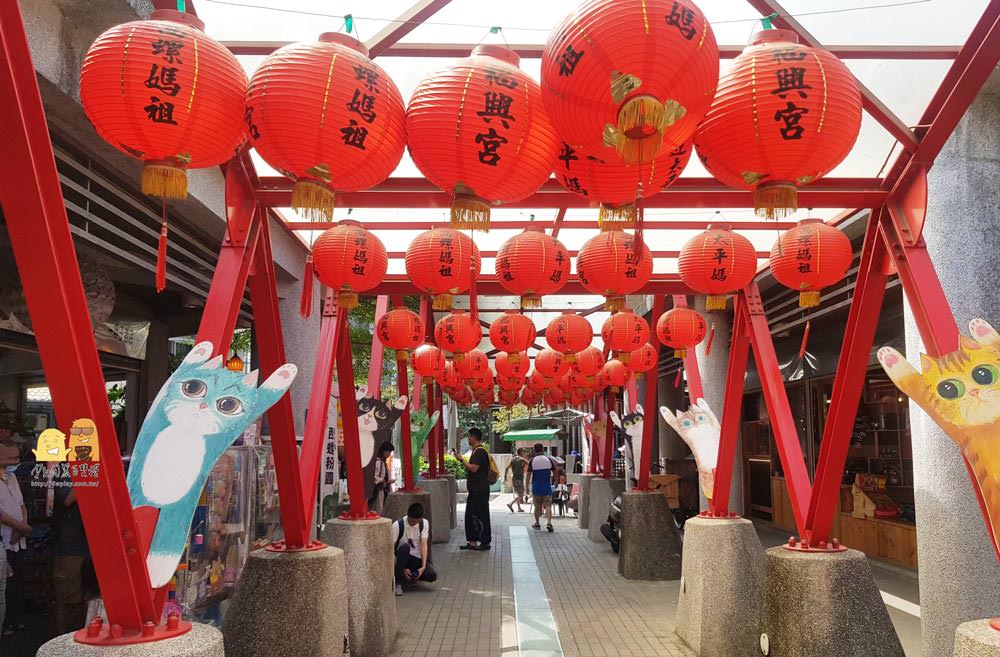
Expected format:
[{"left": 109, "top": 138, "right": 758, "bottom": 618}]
[
  {"left": 505, "top": 448, "right": 527, "bottom": 513},
  {"left": 393, "top": 502, "right": 436, "bottom": 596},
  {"left": 452, "top": 428, "right": 492, "bottom": 550},
  {"left": 526, "top": 443, "right": 560, "bottom": 532}
]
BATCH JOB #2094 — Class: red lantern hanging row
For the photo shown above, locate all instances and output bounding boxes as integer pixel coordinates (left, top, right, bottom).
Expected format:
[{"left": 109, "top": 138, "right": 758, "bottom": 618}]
[
  {"left": 434, "top": 311, "right": 482, "bottom": 361},
  {"left": 405, "top": 228, "right": 481, "bottom": 310},
  {"left": 535, "top": 347, "right": 570, "bottom": 384},
  {"left": 495, "top": 351, "right": 530, "bottom": 379},
  {"left": 576, "top": 230, "right": 653, "bottom": 311},
  {"left": 437, "top": 361, "right": 461, "bottom": 389},
  {"left": 545, "top": 312, "right": 593, "bottom": 362},
  {"left": 656, "top": 307, "right": 707, "bottom": 358},
  {"left": 629, "top": 343, "right": 659, "bottom": 378},
  {"left": 311, "top": 222, "right": 388, "bottom": 309},
  {"left": 412, "top": 343, "right": 445, "bottom": 379},
  {"left": 376, "top": 307, "right": 424, "bottom": 360},
  {"left": 599, "top": 359, "right": 632, "bottom": 392},
  {"left": 571, "top": 346, "right": 605, "bottom": 381},
  {"left": 678, "top": 224, "right": 758, "bottom": 311},
  {"left": 769, "top": 219, "right": 853, "bottom": 307},
  {"left": 456, "top": 349, "right": 490, "bottom": 379},
  {"left": 601, "top": 308, "right": 650, "bottom": 363},
  {"left": 521, "top": 388, "right": 542, "bottom": 408},
  {"left": 489, "top": 311, "right": 537, "bottom": 357},
  {"left": 495, "top": 226, "right": 571, "bottom": 307}
]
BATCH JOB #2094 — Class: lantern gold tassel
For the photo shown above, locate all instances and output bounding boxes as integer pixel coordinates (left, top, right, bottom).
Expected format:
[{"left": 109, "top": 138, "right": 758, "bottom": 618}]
[
  {"left": 617, "top": 351, "right": 631, "bottom": 365},
  {"left": 521, "top": 294, "right": 542, "bottom": 309},
  {"left": 142, "top": 162, "right": 188, "bottom": 199},
  {"left": 614, "top": 95, "right": 668, "bottom": 164},
  {"left": 598, "top": 203, "right": 637, "bottom": 231},
  {"left": 705, "top": 295, "right": 729, "bottom": 311},
  {"left": 564, "top": 353, "right": 577, "bottom": 364},
  {"left": 605, "top": 295, "right": 625, "bottom": 312},
  {"left": 799, "top": 290, "right": 821, "bottom": 308},
  {"left": 300, "top": 255, "right": 315, "bottom": 319},
  {"left": 292, "top": 180, "right": 335, "bottom": 221},
  {"left": 754, "top": 181, "right": 797, "bottom": 220},
  {"left": 674, "top": 348, "right": 687, "bottom": 359},
  {"left": 337, "top": 288, "right": 359, "bottom": 310},
  {"left": 432, "top": 293, "right": 454, "bottom": 311},
  {"left": 451, "top": 194, "right": 491, "bottom": 231}
]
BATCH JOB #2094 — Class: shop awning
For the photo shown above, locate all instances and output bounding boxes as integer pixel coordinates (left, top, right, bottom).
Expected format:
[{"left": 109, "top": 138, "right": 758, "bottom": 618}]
[{"left": 501, "top": 428, "right": 562, "bottom": 443}]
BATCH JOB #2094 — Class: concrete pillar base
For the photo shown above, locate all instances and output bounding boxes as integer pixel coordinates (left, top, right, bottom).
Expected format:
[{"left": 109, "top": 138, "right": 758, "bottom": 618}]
[
  {"left": 382, "top": 490, "right": 431, "bottom": 523},
  {"left": 577, "top": 473, "right": 598, "bottom": 530},
  {"left": 321, "top": 518, "right": 397, "bottom": 657},
  {"left": 675, "top": 517, "right": 764, "bottom": 657},
  {"left": 617, "top": 491, "right": 681, "bottom": 580},
  {"left": 762, "top": 547, "right": 904, "bottom": 657},
  {"left": 222, "top": 546, "right": 348, "bottom": 657},
  {"left": 420, "top": 478, "right": 453, "bottom": 543},
  {"left": 954, "top": 619, "right": 1000, "bottom": 656},
  {"left": 440, "top": 473, "right": 458, "bottom": 529},
  {"left": 586, "top": 478, "right": 625, "bottom": 543},
  {"left": 38, "top": 624, "right": 224, "bottom": 657}
]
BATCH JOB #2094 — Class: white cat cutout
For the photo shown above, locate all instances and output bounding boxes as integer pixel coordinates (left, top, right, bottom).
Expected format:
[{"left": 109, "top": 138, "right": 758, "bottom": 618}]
[
  {"left": 355, "top": 385, "right": 408, "bottom": 467},
  {"left": 660, "top": 398, "right": 721, "bottom": 500},
  {"left": 610, "top": 405, "right": 645, "bottom": 491}
]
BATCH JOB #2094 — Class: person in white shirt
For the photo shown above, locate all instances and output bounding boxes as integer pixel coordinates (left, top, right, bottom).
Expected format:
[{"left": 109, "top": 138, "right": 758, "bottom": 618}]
[
  {"left": 393, "top": 503, "right": 436, "bottom": 596},
  {"left": 0, "top": 443, "right": 30, "bottom": 636}
]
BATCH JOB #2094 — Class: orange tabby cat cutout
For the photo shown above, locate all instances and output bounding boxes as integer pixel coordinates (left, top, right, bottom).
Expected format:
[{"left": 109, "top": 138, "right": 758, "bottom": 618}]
[{"left": 878, "top": 318, "right": 1000, "bottom": 556}]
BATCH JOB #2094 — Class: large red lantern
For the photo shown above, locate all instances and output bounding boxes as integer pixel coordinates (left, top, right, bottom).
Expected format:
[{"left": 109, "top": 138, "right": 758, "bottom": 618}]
[
  {"left": 678, "top": 225, "right": 758, "bottom": 310},
  {"left": 601, "top": 309, "right": 650, "bottom": 363},
  {"left": 450, "top": 386, "right": 474, "bottom": 406},
  {"left": 311, "top": 223, "right": 387, "bottom": 309},
  {"left": 497, "top": 373, "right": 526, "bottom": 391},
  {"left": 544, "top": 388, "right": 566, "bottom": 407},
  {"left": 470, "top": 370, "right": 494, "bottom": 391},
  {"left": 406, "top": 45, "right": 560, "bottom": 230},
  {"left": 576, "top": 230, "right": 653, "bottom": 311},
  {"left": 656, "top": 307, "right": 707, "bottom": 358},
  {"left": 489, "top": 311, "right": 537, "bottom": 356},
  {"left": 571, "top": 346, "right": 605, "bottom": 383},
  {"left": 434, "top": 311, "right": 482, "bottom": 360},
  {"left": 437, "top": 361, "right": 461, "bottom": 389},
  {"left": 412, "top": 344, "right": 445, "bottom": 378},
  {"left": 521, "top": 388, "right": 542, "bottom": 407},
  {"left": 456, "top": 349, "right": 490, "bottom": 379},
  {"left": 694, "top": 30, "right": 862, "bottom": 219},
  {"left": 246, "top": 33, "right": 405, "bottom": 220},
  {"left": 545, "top": 312, "right": 593, "bottom": 362},
  {"left": 495, "top": 352, "right": 530, "bottom": 379},
  {"left": 629, "top": 343, "right": 659, "bottom": 379},
  {"left": 600, "top": 359, "right": 633, "bottom": 392},
  {"left": 499, "top": 388, "right": 519, "bottom": 407},
  {"left": 527, "top": 370, "right": 549, "bottom": 394},
  {"left": 376, "top": 307, "right": 424, "bottom": 360},
  {"left": 770, "top": 219, "right": 853, "bottom": 307},
  {"left": 405, "top": 228, "right": 481, "bottom": 310},
  {"left": 555, "top": 140, "right": 693, "bottom": 230},
  {"left": 495, "top": 227, "right": 571, "bottom": 307},
  {"left": 535, "top": 348, "right": 570, "bottom": 384},
  {"left": 541, "top": 0, "right": 719, "bottom": 164}
]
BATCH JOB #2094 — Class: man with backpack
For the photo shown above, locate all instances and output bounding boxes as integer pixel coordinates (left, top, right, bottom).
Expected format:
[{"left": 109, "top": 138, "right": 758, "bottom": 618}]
[
  {"left": 526, "top": 443, "right": 560, "bottom": 532},
  {"left": 393, "top": 503, "right": 436, "bottom": 596},
  {"left": 452, "top": 427, "right": 494, "bottom": 551}
]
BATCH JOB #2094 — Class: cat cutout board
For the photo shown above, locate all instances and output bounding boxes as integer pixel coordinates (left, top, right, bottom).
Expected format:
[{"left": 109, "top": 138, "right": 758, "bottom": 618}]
[
  {"left": 878, "top": 318, "right": 1000, "bottom": 558},
  {"left": 610, "top": 406, "right": 645, "bottom": 490},
  {"left": 355, "top": 385, "right": 407, "bottom": 500},
  {"left": 660, "top": 398, "right": 721, "bottom": 501},
  {"left": 409, "top": 409, "right": 441, "bottom": 481},
  {"left": 127, "top": 341, "right": 297, "bottom": 587}
]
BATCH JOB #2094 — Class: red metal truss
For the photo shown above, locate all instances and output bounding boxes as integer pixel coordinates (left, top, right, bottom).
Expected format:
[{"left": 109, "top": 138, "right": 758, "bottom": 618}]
[
  {"left": 365, "top": 0, "right": 454, "bottom": 57},
  {"left": 636, "top": 295, "right": 666, "bottom": 491}
]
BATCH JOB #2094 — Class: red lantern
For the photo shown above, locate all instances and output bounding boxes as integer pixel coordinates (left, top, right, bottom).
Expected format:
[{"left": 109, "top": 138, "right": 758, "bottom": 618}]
[
  {"left": 246, "top": 33, "right": 405, "bottom": 220},
  {"left": 497, "top": 373, "right": 526, "bottom": 391},
  {"left": 555, "top": 140, "right": 693, "bottom": 230},
  {"left": 376, "top": 307, "right": 424, "bottom": 360},
  {"left": 600, "top": 359, "right": 633, "bottom": 392},
  {"left": 521, "top": 388, "right": 542, "bottom": 407},
  {"left": 412, "top": 344, "right": 445, "bottom": 379},
  {"left": 437, "top": 361, "right": 461, "bottom": 389},
  {"left": 450, "top": 386, "right": 474, "bottom": 405},
  {"left": 406, "top": 45, "right": 560, "bottom": 230},
  {"left": 495, "top": 227, "right": 571, "bottom": 307},
  {"left": 541, "top": 0, "right": 719, "bottom": 164},
  {"left": 498, "top": 388, "right": 519, "bottom": 407},
  {"left": 678, "top": 224, "right": 758, "bottom": 310},
  {"left": 475, "top": 387, "right": 495, "bottom": 405},
  {"left": 629, "top": 343, "right": 659, "bottom": 379},
  {"left": 312, "top": 223, "right": 387, "bottom": 309},
  {"left": 576, "top": 230, "right": 653, "bottom": 311},
  {"left": 571, "top": 346, "right": 605, "bottom": 384},
  {"left": 694, "top": 30, "right": 862, "bottom": 219},
  {"left": 405, "top": 228, "right": 481, "bottom": 310},
  {"left": 456, "top": 349, "right": 490, "bottom": 379},
  {"left": 544, "top": 387, "right": 566, "bottom": 407},
  {"left": 470, "top": 369, "right": 494, "bottom": 391},
  {"left": 558, "top": 373, "right": 576, "bottom": 395},
  {"left": 656, "top": 307, "right": 707, "bottom": 358},
  {"left": 489, "top": 311, "right": 537, "bottom": 355},
  {"left": 601, "top": 309, "right": 650, "bottom": 363},
  {"left": 535, "top": 348, "right": 570, "bottom": 383},
  {"left": 434, "top": 311, "right": 482, "bottom": 360},
  {"left": 770, "top": 219, "right": 853, "bottom": 307},
  {"left": 495, "top": 351, "right": 530, "bottom": 379},
  {"left": 570, "top": 390, "right": 592, "bottom": 406},
  {"left": 546, "top": 312, "right": 593, "bottom": 362},
  {"left": 527, "top": 370, "right": 549, "bottom": 393}
]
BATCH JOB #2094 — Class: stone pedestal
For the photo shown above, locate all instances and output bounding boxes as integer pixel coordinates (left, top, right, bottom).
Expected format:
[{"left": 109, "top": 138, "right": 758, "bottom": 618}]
[
  {"left": 321, "top": 518, "right": 397, "bottom": 657},
  {"left": 382, "top": 489, "right": 431, "bottom": 523},
  {"left": 420, "top": 478, "right": 452, "bottom": 543},
  {"left": 440, "top": 473, "right": 458, "bottom": 529},
  {"left": 762, "top": 547, "right": 904, "bottom": 657},
  {"left": 675, "top": 517, "right": 764, "bottom": 657},
  {"left": 37, "top": 624, "right": 224, "bottom": 657},
  {"left": 587, "top": 477, "right": 624, "bottom": 543},
  {"left": 223, "top": 546, "right": 348, "bottom": 657},
  {"left": 617, "top": 491, "right": 681, "bottom": 580},
  {"left": 576, "top": 473, "right": 598, "bottom": 530},
  {"left": 954, "top": 619, "right": 1000, "bottom": 656}
]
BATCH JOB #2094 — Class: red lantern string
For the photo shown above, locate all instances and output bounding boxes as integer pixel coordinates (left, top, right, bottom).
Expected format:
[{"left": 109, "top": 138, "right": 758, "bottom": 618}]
[
  {"left": 705, "top": 323, "right": 716, "bottom": 356},
  {"left": 156, "top": 198, "right": 168, "bottom": 293},
  {"left": 798, "top": 320, "right": 811, "bottom": 359},
  {"left": 674, "top": 367, "right": 683, "bottom": 389},
  {"left": 300, "top": 252, "right": 315, "bottom": 319}
]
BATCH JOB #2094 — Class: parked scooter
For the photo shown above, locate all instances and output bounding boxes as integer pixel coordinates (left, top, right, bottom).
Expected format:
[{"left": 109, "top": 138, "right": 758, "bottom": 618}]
[{"left": 599, "top": 494, "right": 624, "bottom": 553}]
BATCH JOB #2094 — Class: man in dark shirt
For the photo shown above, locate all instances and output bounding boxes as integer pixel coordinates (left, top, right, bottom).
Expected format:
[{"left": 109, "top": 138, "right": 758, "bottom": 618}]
[
  {"left": 452, "top": 428, "right": 492, "bottom": 551},
  {"left": 52, "top": 483, "right": 89, "bottom": 634}
]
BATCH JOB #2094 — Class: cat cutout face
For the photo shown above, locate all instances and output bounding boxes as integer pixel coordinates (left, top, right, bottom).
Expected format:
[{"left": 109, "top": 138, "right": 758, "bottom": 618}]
[
  {"left": 611, "top": 406, "right": 645, "bottom": 488},
  {"left": 353, "top": 384, "right": 407, "bottom": 467},
  {"left": 611, "top": 405, "right": 645, "bottom": 439},
  {"left": 660, "top": 398, "right": 720, "bottom": 500}
]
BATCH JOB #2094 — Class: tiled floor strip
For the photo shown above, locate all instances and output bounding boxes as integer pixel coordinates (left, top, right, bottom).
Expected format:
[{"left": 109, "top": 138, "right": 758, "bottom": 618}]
[{"left": 510, "top": 526, "right": 566, "bottom": 657}]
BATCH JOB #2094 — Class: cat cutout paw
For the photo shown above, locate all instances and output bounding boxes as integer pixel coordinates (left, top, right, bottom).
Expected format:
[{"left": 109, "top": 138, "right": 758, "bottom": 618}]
[
  {"left": 970, "top": 319, "right": 1000, "bottom": 346},
  {"left": 660, "top": 398, "right": 720, "bottom": 500}
]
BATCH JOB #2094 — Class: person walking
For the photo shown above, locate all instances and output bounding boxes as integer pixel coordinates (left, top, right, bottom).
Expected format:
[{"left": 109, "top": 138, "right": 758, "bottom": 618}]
[
  {"left": 452, "top": 428, "right": 492, "bottom": 551},
  {"left": 393, "top": 502, "right": 436, "bottom": 596},
  {"left": 526, "top": 443, "right": 559, "bottom": 532},
  {"left": 0, "top": 443, "right": 29, "bottom": 637},
  {"left": 505, "top": 448, "right": 527, "bottom": 513},
  {"left": 369, "top": 441, "right": 395, "bottom": 515}
]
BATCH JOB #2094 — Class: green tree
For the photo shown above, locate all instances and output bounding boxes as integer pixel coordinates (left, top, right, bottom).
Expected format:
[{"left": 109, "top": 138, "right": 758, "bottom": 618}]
[{"left": 492, "top": 403, "right": 534, "bottom": 436}]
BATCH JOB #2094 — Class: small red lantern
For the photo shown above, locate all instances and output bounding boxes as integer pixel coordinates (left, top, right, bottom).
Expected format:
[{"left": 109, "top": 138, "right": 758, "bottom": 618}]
[
  {"left": 497, "top": 373, "right": 526, "bottom": 391},
  {"left": 434, "top": 311, "right": 482, "bottom": 360},
  {"left": 558, "top": 373, "right": 576, "bottom": 395},
  {"left": 246, "top": 33, "right": 406, "bottom": 220},
  {"left": 495, "top": 352, "right": 530, "bottom": 378},
  {"left": 545, "top": 312, "right": 593, "bottom": 362},
  {"left": 601, "top": 309, "right": 650, "bottom": 363},
  {"left": 412, "top": 344, "right": 445, "bottom": 379},
  {"left": 495, "top": 226, "right": 571, "bottom": 307},
  {"left": 694, "top": 30, "right": 862, "bottom": 219},
  {"left": 678, "top": 224, "right": 758, "bottom": 310},
  {"left": 570, "top": 390, "right": 591, "bottom": 406},
  {"left": 470, "top": 369, "right": 494, "bottom": 391},
  {"left": 629, "top": 343, "right": 659, "bottom": 379},
  {"left": 527, "top": 370, "right": 548, "bottom": 393},
  {"left": 437, "top": 361, "right": 461, "bottom": 389},
  {"left": 450, "top": 386, "right": 474, "bottom": 405},
  {"left": 456, "top": 349, "right": 490, "bottom": 379},
  {"left": 571, "top": 346, "right": 605, "bottom": 383},
  {"left": 541, "top": 0, "right": 719, "bottom": 164},
  {"left": 535, "top": 348, "right": 570, "bottom": 384},
  {"left": 656, "top": 307, "right": 707, "bottom": 358},
  {"left": 769, "top": 219, "right": 853, "bottom": 307},
  {"left": 489, "top": 311, "right": 537, "bottom": 356},
  {"left": 405, "top": 228, "right": 481, "bottom": 310},
  {"left": 521, "top": 388, "right": 542, "bottom": 407},
  {"left": 312, "top": 223, "right": 387, "bottom": 309},
  {"left": 225, "top": 353, "right": 244, "bottom": 373},
  {"left": 600, "top": 359, "right": 632, "bottom": 392},
  {"left": 576, "top": 230, "right": 653, "bottom": 311},
  {"left": 376, "top": 307, "right": 424, "bottom": 360},
  {"left": 498, "top": 388, "right": 519, "bottom": 407},
  {"left": 406, "top": 45, "right": 560, "bottom": 230},
  {"left": 544, "top": 387, "right": 566, "bottom": 407}
]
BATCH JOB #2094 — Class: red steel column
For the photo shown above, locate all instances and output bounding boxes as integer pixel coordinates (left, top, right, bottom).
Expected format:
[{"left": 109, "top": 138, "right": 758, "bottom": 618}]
[
  {"left": 368, "top": 295, "right": 389, "bottom": 397},
  {"left": 336, "top": 309, "right": 373, "bottom": 518},
  {"left": 590, "top": 396, "right": 604, "bottom": 474},
  {"left": 637, "top": 295, "right": 666, "bottom": 491},
  {"left": 673, "top": 295, "right": 706, "bottom": 401},
  {"left": 710, "top": 296, "right": 751, "bottom": 515},
  {"left": 603, "top": 388, "right": 617, "bottom": 478},
  {"left": 427, "top": 382, "right": 440, "bottom": 478}
]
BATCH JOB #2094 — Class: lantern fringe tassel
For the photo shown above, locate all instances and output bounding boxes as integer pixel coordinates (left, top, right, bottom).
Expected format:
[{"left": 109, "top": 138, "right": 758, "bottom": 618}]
[
  {"left": 564, "top": 353, "right": 577, "bottom": 364},
  {"left": 432, "top": 293, "right": 454, "bottom": 311},
  {"left": 337, "top": 288, "right": 359, "bottom": 310},
  {"left": 617, "top": 351, "right": 631, "bottom": 365},
  {"left": 299, "top": 255, "right": 314, "bottom": 318},
  {"left": 615, "top": 96, "right": 670, "bottom": 164},
  {"left": 705, "top": 295, "right": 729, "bottom": 311},
  {"left": 395, "top": 350, "right": 409, "bottom": 362},
  {"left": 799, "top": 290, "right": 821, "bottom": 308},
  {"left": 451, "top": 195, "right": 491, "bottom": 231},
  {"left": 292, "top": 180, "right": 335, "bottom": 221},
  {"left": 674, "top": 348, "right": 687, "bottom": 359},
  {"left": 520, "top": 294, "right": 542, "bottom": 309},
  {"left": 598, "top": 203, "right": 637, "bottom": 231},
  {"left": 604, "top": 295, "right": 625, "bottom": 312},
  {"left": 754, "top": 181, "right": 798, "bottom": 220},
  {"left": 142, "top": 163, "right": 188, "bottom": 200},
  {"left": 156, "top": 220, "right": 168, "bottom": 293}
]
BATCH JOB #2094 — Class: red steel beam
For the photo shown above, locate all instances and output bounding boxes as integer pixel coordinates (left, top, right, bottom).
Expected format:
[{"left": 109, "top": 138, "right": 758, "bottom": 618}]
[
  {"left": 335, "top": 309, "right": 373, "bottom": 517},
  {"left": 365, "top": 0, "right": 454, "bottom": 58},
  {"left": 368, "top": 295, "right": 390, "bottom": 398},
  {"left": 710, "top": 296, "right": 751, "bottom": 515},
  {"left": 603, "top": 387, "right": 618, "bottom": 478},
  {"left": 637, "top": 295, "right": 666, "bottom": 491},
  {"left": 550, "top": 207, "right": 567, "bottom": 238},
  {"left": 287, "top": 220, "right": 797, "bottom": 232},
  {"left": 673, "top": 295, "right": 705, "bottom": 401},
  {"left": 383, "top": 249, "right": 770, "bottom": 258},
  {"left": 367, "top": 274, "right": 691, "bottom": 296}
]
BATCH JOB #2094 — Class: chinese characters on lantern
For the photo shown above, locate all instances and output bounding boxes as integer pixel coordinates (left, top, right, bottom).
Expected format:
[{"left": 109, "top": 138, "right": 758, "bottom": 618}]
[
  {"left": 341, "top": 64, "right": 383, "bottom": 150},
  {"left": 351, "top": 232, "right": 369, "bottom": 277},
  {"left": 771, "top": 47, "right": 811, "bottom": 140},
  {"left": 551, "top": 250, "right": 566, "bottom": 283},
  {"left": 662, "top": 143, "right": 691, "bottom": 188},
  {"left": 709, "top": 235, "right": 729, "bottom": 282},
  {"left": 795, "top": 231, "right": 813, "bottom": 273},
  {"left": 666, "top": 1, "right": 697, "bottom": 40},
  {"left": 143, "top": 27, "right": 187, "bottom": 126},
  {"left": 557, "top": 43, "right": 585, "bottom": 77},
  {"left": 475, "top": 67, "right": 518, "bottom": 166},
  {"left": 438, "top": 235, "right": 454, "bottom": 279}
]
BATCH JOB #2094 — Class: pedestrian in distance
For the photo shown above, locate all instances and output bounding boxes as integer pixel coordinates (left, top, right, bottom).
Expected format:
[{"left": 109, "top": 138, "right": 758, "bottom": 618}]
[
  {"left": 393, "top": 502, "right": 436, "bottom": 596},
  {"left": 526, "top": 443, "right": 560, "bottom": 532},
  {"left": 451, "top": 427, "right": 495, "bottom": 551}
]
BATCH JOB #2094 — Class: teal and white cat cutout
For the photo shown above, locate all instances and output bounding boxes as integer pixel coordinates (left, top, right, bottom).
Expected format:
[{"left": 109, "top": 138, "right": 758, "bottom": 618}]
[{"left": 127, "top": 341, "right": 297, "bottom": 587}]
